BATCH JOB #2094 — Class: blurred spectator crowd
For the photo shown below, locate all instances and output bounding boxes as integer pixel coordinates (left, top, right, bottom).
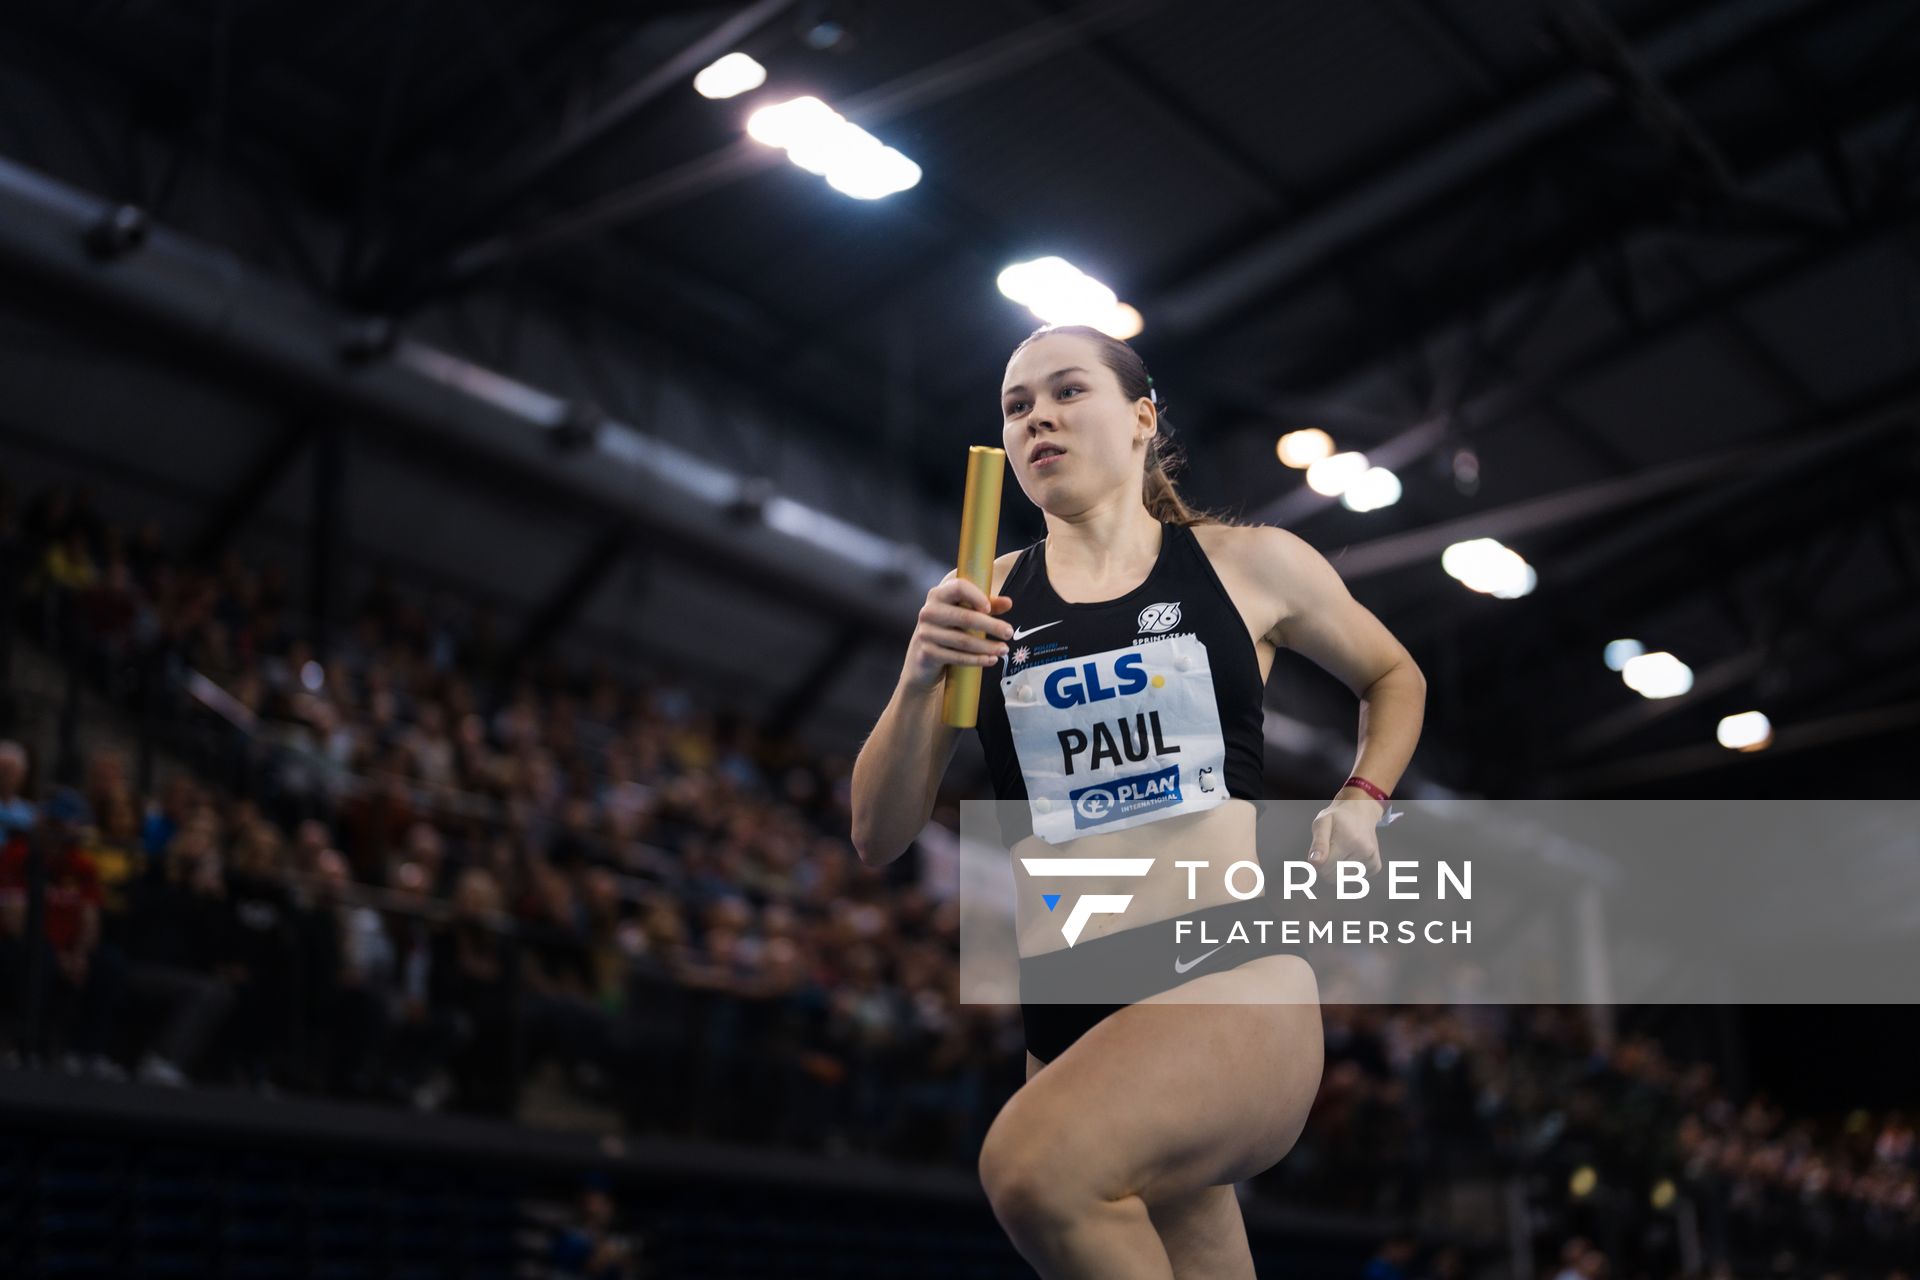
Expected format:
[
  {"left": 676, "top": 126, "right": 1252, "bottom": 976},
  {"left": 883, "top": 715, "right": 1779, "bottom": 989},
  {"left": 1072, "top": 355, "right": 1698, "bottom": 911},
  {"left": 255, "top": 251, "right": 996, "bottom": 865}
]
[{"left": 1, "top": 479, "right": 1914, "bottom": 1280}]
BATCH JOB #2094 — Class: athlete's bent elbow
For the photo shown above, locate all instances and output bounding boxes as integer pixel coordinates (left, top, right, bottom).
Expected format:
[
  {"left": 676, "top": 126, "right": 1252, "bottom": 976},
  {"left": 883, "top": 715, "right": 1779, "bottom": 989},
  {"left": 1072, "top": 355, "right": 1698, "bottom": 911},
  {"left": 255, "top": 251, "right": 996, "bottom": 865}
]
[
  {"left": 848, "top": 802, "right": 891, "bottom": 868},
  {"left": 850, "top": 823, "right": 901, "bottom": 869}
]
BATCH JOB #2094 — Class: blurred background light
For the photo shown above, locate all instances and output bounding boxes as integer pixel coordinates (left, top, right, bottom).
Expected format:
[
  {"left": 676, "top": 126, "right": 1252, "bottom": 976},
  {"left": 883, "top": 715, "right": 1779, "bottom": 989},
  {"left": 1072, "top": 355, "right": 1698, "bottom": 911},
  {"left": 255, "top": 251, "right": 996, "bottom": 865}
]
[
  {"left": 997, "top": 257, "right": 1141, "bottom": 338},
  {"left": 1716, "top": 710, "right": 1773, "bottom": 751},
  {"left": 1603, "top": 638, "right": 1645, "bottom": 671},
  {"left": 1441, "top": 537, "right": 1536, "bottom": 598},
  {"left": 1340, "top": 465, "right": 1402, "bottom": 512},
  {"left": 692, "top": 52, "right": 767, "bottom": 100},
  {"left": 1277, "top": 428, "right": 1333, "bottom": 468},
  {"left": 1305, "top": 450, "right": 1369, "bottom": 497},
  {"left": 746, "top": 96, "right": 920, "bottom": 199},
  {"left": 1622, "top": 651, "right": 1694, "bottom": 699}
]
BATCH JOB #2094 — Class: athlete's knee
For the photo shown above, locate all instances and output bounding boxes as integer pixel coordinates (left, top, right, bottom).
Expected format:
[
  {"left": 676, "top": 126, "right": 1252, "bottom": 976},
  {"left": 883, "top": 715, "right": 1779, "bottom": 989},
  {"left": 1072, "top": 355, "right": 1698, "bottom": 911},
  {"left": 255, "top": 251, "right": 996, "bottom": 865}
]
[{"left": 979, "top": 1110, "right": 1094, "bottom": 1231}]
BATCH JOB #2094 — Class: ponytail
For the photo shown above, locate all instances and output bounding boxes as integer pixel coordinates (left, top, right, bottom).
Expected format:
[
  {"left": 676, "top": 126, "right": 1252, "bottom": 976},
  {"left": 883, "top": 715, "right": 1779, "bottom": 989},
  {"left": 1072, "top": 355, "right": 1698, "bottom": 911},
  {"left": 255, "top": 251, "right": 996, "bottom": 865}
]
[{"left": 1142, "top": 401, "right": 1225, "bottom": 528}]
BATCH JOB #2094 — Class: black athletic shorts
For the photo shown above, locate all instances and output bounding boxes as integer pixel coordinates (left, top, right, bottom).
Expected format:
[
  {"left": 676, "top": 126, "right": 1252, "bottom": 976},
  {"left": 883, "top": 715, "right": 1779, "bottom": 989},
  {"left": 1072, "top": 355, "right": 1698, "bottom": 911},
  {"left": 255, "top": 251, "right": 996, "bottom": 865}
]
[{"left": 1018, "top": 892, "right": 1303, "bottom": 1065}]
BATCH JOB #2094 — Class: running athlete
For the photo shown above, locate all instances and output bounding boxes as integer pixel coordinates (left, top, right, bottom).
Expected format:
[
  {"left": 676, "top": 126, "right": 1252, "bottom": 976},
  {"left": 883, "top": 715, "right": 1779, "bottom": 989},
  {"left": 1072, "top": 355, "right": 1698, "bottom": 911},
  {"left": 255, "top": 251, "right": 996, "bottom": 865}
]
[{"left": 851, "top": 324, "right": 1426, "bottom": 1279}]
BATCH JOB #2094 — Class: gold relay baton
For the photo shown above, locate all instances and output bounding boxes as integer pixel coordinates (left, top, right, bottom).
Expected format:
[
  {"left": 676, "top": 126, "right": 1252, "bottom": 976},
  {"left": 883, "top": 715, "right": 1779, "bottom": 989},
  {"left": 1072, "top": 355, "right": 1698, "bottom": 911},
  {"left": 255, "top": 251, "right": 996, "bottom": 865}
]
[{"left": 941, "top": 445, "right": 1007, "bottom": 728}]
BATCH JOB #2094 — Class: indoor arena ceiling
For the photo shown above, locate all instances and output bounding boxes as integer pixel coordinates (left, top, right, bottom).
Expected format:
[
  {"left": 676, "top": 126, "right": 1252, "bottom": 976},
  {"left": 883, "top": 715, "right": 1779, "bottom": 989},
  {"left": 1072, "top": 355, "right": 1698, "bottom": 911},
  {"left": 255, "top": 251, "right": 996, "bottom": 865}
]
[{"left": 0, "top": 0, "right": 1916, "bottom": 797}]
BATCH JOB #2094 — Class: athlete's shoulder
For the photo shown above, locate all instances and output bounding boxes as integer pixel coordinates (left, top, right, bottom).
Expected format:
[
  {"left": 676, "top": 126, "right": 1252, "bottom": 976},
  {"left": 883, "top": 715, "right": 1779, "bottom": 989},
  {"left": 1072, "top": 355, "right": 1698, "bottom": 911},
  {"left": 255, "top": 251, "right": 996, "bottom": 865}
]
[
  {"left": 939, "top": 548, "right": 1027, "bottom": 595},
  {"left": 1191, "top": 523, "right": 1350, "bottom": 633},
  {"left": 1193, "top": 522, "right": 1328, "bottom": 576}
]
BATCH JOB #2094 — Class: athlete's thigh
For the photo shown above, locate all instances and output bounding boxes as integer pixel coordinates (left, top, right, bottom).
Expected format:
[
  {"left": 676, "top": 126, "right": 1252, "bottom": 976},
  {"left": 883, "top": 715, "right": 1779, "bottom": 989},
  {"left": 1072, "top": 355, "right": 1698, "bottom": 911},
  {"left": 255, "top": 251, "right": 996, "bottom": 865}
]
[{"left": 1001, "top": 955, "right": 1323, "bottom": 1206}]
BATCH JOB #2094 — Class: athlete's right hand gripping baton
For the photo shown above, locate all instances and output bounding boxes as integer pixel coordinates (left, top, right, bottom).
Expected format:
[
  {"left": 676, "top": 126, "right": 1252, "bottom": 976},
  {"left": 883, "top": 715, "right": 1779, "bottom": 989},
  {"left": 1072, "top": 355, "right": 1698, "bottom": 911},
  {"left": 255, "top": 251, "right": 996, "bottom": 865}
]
[{"left": 942, "top": 445, "right": 1006, "bottom": 728}]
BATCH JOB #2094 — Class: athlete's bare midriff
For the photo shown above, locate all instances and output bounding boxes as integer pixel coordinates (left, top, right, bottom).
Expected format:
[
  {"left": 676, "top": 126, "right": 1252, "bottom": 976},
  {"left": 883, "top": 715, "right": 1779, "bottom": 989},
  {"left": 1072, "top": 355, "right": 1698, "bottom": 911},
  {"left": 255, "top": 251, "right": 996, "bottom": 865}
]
[{"left": 1013, "top": 796, "right": 1261, "bottom": 958}]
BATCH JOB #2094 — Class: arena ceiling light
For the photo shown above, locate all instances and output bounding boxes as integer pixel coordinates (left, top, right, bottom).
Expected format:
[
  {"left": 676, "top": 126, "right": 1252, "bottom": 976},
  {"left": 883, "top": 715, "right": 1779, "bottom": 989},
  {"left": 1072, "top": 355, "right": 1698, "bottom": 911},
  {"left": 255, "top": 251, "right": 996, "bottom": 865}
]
[
  {"left": 1339, "top": 466, "right": 1401, "bottom": 513},
  {"left": 1276, "top": 428, "right": 1333, "bottom": 469},
  {"left": 745, "top": 95, "right": 920, "bottom": 199},
  {"left": 693, "top": 52, "right": 767, "bottom": 100},
  {"left": 1602, "top": 638, "right": 1644, "bottom": 671},
  {"left": 1620, "top": 650, "right": 1694, "bottom": 699},
  {"left": 1304, "top": 450, "right": 1369, "bottom": 497},
  {"left": 996, "top": 257, "right": 1143, "bottom": 339},
  {"left": 1716, "top": 710, "right": 1772, "bottom": 751},
  {"left": 1440, "top": 537, "right": 1536, "bottom": 599}
]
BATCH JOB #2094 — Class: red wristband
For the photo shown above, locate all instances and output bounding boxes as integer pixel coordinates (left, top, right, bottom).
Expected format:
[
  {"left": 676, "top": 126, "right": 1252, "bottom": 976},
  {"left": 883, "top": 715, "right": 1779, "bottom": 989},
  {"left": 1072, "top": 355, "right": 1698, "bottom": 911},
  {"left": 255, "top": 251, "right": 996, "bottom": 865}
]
[{"left": 1341, "top": 775, "right": 1391, "bottom": 807}]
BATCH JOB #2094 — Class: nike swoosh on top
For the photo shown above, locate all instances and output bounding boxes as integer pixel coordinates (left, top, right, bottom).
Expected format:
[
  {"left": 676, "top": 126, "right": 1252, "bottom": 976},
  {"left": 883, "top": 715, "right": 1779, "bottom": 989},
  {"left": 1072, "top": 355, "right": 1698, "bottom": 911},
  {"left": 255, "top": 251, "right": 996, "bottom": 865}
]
[
  {"left": 1011, "top": 620, "right": 1062, "bottom": 641},
  {"left": 1173, "top": 942, "right": 1229, "bottom": 974}
]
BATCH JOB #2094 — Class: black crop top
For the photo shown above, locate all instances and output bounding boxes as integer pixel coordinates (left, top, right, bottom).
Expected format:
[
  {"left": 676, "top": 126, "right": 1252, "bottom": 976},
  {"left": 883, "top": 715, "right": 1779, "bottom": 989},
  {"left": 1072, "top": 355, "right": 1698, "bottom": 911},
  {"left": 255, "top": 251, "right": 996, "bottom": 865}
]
[{"left": 975, "top": 521, "right": 1267, "bottom": 806}]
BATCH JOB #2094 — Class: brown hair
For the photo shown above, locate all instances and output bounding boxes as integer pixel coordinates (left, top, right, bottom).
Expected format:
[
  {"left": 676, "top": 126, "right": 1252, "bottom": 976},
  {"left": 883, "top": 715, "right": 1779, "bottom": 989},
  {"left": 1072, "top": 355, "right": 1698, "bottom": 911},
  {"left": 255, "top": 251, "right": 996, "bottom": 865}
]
[{"left": 1010, "top": 324, "right": 1223, "bottom": 527}]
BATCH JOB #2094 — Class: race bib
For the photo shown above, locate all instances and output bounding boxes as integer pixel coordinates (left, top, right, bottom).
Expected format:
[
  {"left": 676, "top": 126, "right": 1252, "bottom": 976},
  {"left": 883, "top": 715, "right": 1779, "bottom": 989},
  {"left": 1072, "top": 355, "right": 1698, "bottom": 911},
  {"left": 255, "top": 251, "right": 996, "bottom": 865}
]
[{"left": 1003, "top": 633, "right": 1227, "bottom": 844}]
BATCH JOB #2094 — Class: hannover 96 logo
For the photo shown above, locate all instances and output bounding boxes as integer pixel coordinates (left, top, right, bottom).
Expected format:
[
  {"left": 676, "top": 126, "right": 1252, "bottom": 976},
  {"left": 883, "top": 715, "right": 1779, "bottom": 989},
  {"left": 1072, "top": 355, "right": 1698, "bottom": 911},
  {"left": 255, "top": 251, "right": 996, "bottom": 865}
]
[{"left": 1137, "top": 601, "right": 1181, "bottom": 634}]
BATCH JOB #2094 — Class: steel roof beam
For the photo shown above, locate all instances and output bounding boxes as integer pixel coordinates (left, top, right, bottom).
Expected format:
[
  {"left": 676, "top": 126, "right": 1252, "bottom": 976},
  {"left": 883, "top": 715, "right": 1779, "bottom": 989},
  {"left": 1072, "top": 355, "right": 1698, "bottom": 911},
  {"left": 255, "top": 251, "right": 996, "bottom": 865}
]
[
  {"left": 0, "top": 151, "right": 950, "bottom": 644},
  {"left": 1150, "top": 0, "right": 1833, "bottom": 340}
]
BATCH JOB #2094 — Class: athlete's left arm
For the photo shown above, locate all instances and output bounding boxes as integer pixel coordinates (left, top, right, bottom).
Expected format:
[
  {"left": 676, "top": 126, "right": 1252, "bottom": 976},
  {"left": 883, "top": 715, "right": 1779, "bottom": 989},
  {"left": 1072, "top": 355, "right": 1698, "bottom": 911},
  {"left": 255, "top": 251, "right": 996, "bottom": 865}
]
[{"left": 1243, "top": 525, "right": 1426, "bottom": 869}]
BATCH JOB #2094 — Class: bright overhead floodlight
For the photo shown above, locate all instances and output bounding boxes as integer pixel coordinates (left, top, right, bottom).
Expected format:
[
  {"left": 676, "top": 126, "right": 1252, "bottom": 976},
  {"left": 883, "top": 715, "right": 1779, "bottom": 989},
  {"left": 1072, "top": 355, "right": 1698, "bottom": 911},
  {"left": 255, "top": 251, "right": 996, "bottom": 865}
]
[
  {"left": 746, "top": 96, "right": 921, "bottom": 199},
  {"left": 693, "top": 52, "right": 766, "bottom": 100},
  {"left": 1276, "top": 428, "right": 1333, "bottom": 468},
  {"left": 1716, "top": 710, "right": 1773, "bottom": 751},
  {"left": 1603, "top": 638, "right": 1644, "bottom": 671},
  {"left": 997, "top": 256, "right": 1143, "bottom": 339},
  {"left": 1621, "top": 651, "right": 1693, "bottom": 699},
  {"left": 1441, "top": 537, "right": 1537, "bottom": 599},
  {"left": 1304, "top": 450, "right": 1369, "bottom": 497},
  {"left": 1340, "top": 466, "right": 1402, "bottom": 512}
]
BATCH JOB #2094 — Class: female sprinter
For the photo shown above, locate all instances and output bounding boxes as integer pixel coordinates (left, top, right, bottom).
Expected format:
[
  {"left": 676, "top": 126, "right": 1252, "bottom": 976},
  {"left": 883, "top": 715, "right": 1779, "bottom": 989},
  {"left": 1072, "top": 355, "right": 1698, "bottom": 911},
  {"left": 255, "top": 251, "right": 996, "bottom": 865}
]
[{"left": 850, "top": 324, "right": 1426, "bottom": 1278}]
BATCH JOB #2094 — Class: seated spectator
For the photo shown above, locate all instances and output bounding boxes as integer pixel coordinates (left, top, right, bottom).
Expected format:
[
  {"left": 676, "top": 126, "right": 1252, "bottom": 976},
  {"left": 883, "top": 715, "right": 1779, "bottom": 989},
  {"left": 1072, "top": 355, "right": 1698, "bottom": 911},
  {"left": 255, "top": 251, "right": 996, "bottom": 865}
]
[
  {"left": 120, "top": 821, "right": 237, "bottom": 1085},
  {"left": 0, "top": 739, "right": 36, "bottom": 839},
  {"left": 298, "top": 848, "right": 397, "bottom": 1096},
  {"left": 80, "top": 753, "right": 144, "bottom": 944},
  {"left": 0, "top": 788, "right": 120, "bottom": 1075},
  {"left": 427, "top": 867, "right": 519, "bottom": 1116},
  {"left": 140, "top": 772, "right": 196, "bottom": 868},
  {"left": 545, "top": 1176, "right": 637, "bottom": 1279},
  {"left": 224, "top": 818, "right": 298, "bottom": 1087}
]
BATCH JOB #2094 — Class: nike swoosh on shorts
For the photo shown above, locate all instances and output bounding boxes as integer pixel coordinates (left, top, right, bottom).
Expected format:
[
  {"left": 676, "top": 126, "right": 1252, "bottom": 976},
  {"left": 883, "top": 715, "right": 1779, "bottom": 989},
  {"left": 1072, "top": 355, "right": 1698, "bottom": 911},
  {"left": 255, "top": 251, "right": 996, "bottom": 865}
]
[{"left": 1173, "top": 942, "right": 1229, "bottom": 974}]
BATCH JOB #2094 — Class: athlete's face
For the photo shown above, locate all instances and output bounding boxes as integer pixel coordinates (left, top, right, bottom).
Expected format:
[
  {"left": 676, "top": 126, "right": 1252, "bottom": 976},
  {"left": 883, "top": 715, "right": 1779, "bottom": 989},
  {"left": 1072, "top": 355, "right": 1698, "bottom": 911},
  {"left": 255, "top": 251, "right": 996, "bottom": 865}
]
[{"left": 1000, "top": 332, "right": 1156, "bottom": 515}]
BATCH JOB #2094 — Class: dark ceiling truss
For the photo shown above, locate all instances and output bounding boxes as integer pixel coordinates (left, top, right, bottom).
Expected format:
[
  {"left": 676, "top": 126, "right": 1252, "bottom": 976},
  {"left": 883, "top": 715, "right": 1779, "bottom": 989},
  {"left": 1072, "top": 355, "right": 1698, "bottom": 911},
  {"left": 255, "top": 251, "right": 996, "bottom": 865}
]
[
  {"left": 1501, "top": 373, "right": 1920, "bottom": 620},
  {"left": 1454, "top": 199, "right": 1919, "bottom": 454},
  {"left": 1451, "top": 395, "right": 1920, "bottom": 783},
  {"left": 190, "top": 421, "right": 316, "bottom": 566},
  {"left": 1544, "top": 0, "right": 1747, "bottom": 208},
  {"left": 1146, "top": 0, "right": 1864, "bottom": 348},
  {"left": 306, "top": 424, "right": 344, "bottom": 662},
  {"left": 1872, "top": 100, "right": 1920, "bottom": 211},
  {"left": 1206, "top": 21, "right": 1918, "bottom": 409},
  {"left": 764, "top": 622, "right": 868, "bottom": 742},
  {"left": 334, "top": 0, "right": 432, "bottom": 296},
  {"left": 755, "top": 0, "right": 1318, "bottom": 371},
  {"left": 1322, "top": 371, "right": 1920, "bottom": 615},
  {"left": 1261, "top": 174, "right": 1920, "bottom": 547},
  {"left": 395, "top": 0, "right": 1175, "bottom": 299},
  {"left": 897, "top": 0, "right": 1916, "bottom": 492},
  {"left": 1560, "top": 576, "right": 1916, "bottom": 769},
  {"left": 766, "top": 0, "right": 1489, "bottom": 427},
  {"left": 1235, "top": 172, "right": 1919, "bottom": 536},
  {"left": 355, "top": 0, "right": 802, "bottom": 304},
  {"left": 1879, "top": 500, "right": 1920, "bottom": 595},
  {"left": 1551, "top": 695, "right": 1920, "bottom": 793},
  {"left": 499, "top": 520, "right": 636, "bottom": 691}
]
